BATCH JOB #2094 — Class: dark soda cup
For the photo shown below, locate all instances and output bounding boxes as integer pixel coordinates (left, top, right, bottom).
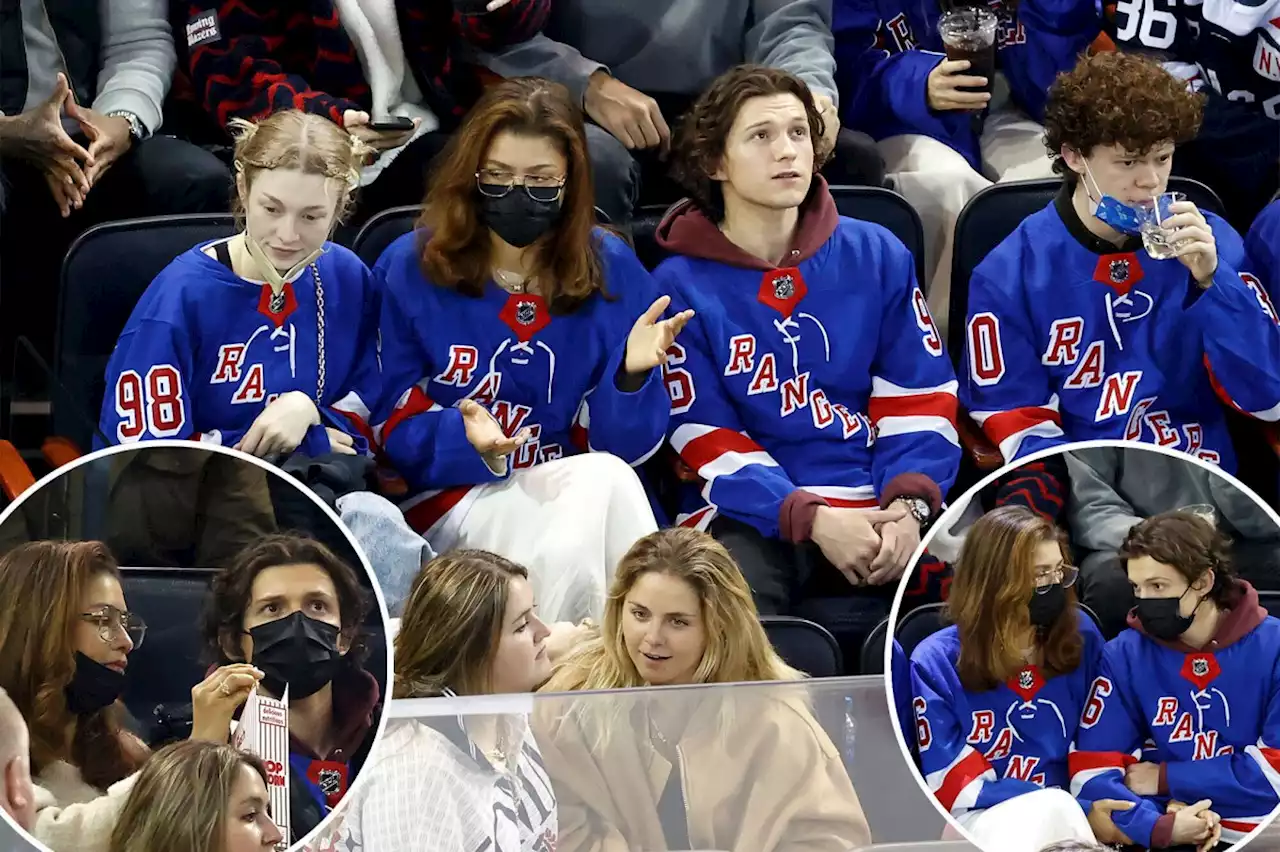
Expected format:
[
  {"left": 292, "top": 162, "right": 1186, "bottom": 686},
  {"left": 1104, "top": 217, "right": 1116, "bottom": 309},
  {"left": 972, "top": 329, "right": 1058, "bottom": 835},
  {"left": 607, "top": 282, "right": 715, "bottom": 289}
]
[{"left": 938, "top": 7, "right": 998, "bottom": 95}]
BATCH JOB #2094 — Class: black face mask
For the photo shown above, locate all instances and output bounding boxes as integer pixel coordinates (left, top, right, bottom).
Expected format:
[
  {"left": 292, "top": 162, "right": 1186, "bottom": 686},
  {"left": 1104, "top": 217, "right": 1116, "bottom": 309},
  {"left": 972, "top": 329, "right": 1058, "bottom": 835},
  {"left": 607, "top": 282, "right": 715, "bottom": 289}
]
[
  {"left": 1028, "top": 583, "right": 1067, "bottom": 631},
  {"left": 248, "top": 612, "right": 344, "bottom": 700},
  {"left": 65, "top": 652, "right": 127, "bottom": 715},
  {"left": 478, "top": 186, "right": 563, "bottom": 248},
  {"left": 1134, "top": 587, "right": 1199, "bottom": 641}
]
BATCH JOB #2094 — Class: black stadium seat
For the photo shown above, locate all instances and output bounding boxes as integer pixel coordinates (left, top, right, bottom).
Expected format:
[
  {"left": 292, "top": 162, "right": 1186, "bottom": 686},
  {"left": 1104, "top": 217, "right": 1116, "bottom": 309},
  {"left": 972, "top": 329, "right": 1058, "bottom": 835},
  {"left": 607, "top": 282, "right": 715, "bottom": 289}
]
[
  {"left": 947, "top": 176, "right": 1224, "bottom": 366},
  {"left": 894, "top": 601, "right": 950, "bottom": 659},
  {"left": 1259, "top": 590, "right": 1280, "bottom": 620},
  {"left": 760, "top": 614, "right": 843, "bottom": 677},
  {"left": 351, "top": 204, "right": 420, "bottom": 268},
  {"left": 56, "top": 214, "right": 238, "bottom": 452},
  {"left": 631, "top": 202, "right": 679, "bottom": 271},
  {"left": 860, "top": 614, "right": 891, "bottom": 676}
]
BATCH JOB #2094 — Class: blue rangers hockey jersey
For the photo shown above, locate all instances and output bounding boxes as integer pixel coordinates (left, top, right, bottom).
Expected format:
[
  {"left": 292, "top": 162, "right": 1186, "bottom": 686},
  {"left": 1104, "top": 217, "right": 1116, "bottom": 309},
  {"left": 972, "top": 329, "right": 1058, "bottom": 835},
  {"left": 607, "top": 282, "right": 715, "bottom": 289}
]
[
  {"left": 650, "top": 180, "right": 960, "bottom": 537},
  {"left": 373, "top": 229, "right": 671, "bottom": 533},
  {"left": 960, "top": 183, "right": 1280, "bottom": 467},
  {"left": 1069, "top": 582, "right": 1280, "bottom": 848},
  {"left": 99, "top": 240, "right": 380, "bottom": 456},
  {"left": 911, "top": 608, "right": 1105, "bottom": 819},
  {"left": 1247, "top": 200, "right": 1280, "bottom": 297},
  {"left": 833, "top": 0, "right": 1099, "bottom": 169}
]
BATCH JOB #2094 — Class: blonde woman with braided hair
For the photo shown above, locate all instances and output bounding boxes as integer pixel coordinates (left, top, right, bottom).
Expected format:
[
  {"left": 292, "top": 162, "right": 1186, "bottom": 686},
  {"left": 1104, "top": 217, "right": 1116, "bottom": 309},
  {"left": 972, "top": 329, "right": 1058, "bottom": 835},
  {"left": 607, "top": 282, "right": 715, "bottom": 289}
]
[
  {"left": 99, "top": 109, "right": 382, "bottom": 462},
  {"left": 534, "top": 528, "right": 872, "bottom": 852}
]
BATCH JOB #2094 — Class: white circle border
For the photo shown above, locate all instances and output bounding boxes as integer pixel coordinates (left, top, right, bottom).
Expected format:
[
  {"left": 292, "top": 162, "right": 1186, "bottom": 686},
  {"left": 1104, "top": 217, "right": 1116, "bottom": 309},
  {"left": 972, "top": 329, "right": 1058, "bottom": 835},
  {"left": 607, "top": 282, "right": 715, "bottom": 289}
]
[
  {"left": 0, "top": 440, "right": 396, "bottom": 852},
  {"left": 881, "top": 438, "right": 1280, "bottom": 852}
]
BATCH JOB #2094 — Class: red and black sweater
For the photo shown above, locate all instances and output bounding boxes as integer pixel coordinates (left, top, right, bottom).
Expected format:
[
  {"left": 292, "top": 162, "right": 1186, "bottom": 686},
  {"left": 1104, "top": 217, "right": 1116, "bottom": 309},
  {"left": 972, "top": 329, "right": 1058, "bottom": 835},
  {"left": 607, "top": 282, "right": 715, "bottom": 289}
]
[{"left": 185, "top": 0, "right": 548, "bottom": 130}]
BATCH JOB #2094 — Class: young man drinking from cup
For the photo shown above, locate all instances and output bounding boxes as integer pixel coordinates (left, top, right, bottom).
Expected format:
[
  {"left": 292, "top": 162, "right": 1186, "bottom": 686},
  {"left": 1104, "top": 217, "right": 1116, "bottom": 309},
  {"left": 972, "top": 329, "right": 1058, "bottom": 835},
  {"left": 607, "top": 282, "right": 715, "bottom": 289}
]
[{"left": 959, "top": 52, "right": 1280, "bottom": 471}]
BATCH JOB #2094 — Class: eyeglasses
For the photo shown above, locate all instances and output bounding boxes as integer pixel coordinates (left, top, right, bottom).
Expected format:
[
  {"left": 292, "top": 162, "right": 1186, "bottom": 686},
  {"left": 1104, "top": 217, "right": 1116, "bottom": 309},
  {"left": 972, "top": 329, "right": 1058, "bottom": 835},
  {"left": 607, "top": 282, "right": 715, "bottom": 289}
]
[
  {"left": 80, "top": 607, "right": 147, "bottom": 649},
  {"left": 475, "top": 169, "right": 566, "bottom": 203},
  {"left": 1033, "top": 565, "right": 1079, "bottom": 594}
]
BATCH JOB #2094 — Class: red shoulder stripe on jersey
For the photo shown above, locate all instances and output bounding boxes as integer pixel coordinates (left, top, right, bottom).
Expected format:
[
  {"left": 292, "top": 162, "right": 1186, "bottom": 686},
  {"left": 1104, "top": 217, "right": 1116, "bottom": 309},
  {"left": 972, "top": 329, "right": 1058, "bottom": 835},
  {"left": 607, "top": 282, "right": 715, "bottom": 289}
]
[
  {"left": 1068, "top": 749, "right": 1134, "bottom": 776},
  {"left": 935, "top": 748, "right": 990, "bottom": 811},
  {"left": 980, "top": 405, "right": 1062, "bottom": 448},
  {"left": 868, "top": 390, "right": 958, "bottom": 424},
  {"left": 679, "top": 428, "right": 767, "bottom": 473},
  {"left": 382, "top": 387, "right": 438, "bottom": 443}
]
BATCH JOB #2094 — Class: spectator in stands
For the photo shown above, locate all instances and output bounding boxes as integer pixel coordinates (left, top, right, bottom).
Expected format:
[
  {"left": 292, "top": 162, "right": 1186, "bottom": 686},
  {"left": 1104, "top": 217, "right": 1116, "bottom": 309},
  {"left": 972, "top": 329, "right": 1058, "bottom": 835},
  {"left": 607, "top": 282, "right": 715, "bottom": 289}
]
[
  {"left": 832, "top": 0, "right": 1096, "bottom": 332},
  {"left": 374, "top": 77, "right": 688, "bottom": 624},
  {"left": 0, "top": 687, "right": 36, "bottom": 834},
  {"left": 1071, "top": 511, "right": 1280, "bottom": 849},
  {"left": 312, "top": 550, "right": 558, "bottom": 851},
  {"left": 909, "top": 507, "right": 1105, "bottom": 850},
  {"left": 1101, "top": 0, "right": 1280, "bottom": 232},
  {"left": 107, "top": 740, "right": 282, "bottom": 852},
  {"left": 202, "top": 534, "right": 379, "bottom": 845},
  {"left": 0, "top": 540, "right": 261, "bottom": 852},
  {"left": 652, "top": 65, "right": 958, "bottom": 641},
  {"left": 537, "top": 528, "right": 872, "bottom": 851},
  {"left": 960, "top": 52, "right": 1280, "bottom": 468},
  {"left": 470, "top": 0, "right": 885, "bottom": 226},
  {"left": 183, "top": 0, "right": 548, "bottom": 224},
  {"left": 1065, "top": 445, "right": 1280, "bottom": 638},
  {"left": 0, "top": 0, "right": 232, "bottom": 364},
  {"left": 105, "top": 448, "right": 277, "bottom": 571},
  {"left": 99, "top": 110, "right": 380, "bottom": 461},
  {"left": 1246, "top": 195, "right": 1280, "bottom": 299}
]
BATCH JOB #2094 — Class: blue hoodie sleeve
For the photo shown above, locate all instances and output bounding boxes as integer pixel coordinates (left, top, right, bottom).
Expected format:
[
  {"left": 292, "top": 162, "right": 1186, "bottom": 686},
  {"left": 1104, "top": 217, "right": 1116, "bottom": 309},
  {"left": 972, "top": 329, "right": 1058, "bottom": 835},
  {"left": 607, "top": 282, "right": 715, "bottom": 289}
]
[
  {"left": 833, "top": 0, "right": 971, "bottom": 145},
  {"left": 574, "top": 236, "right": 670, "bottom": 465},
  {"left": 998, "top": 0, "right": 1101, "bottom": 121}
]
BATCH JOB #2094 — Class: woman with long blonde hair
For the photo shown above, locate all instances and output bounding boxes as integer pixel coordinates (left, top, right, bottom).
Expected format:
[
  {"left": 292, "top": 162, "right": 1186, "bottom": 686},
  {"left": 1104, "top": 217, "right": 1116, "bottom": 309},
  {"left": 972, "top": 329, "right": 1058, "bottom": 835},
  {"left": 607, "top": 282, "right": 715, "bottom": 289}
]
[
  {"left": 99, "top": 109, "right": 380, "bottom": 461},
  {"left": 107, "top": 740, "right": 281, "bottom": 852},
  {"left": 0, "top": 541, "right": 261, "bottom": 852},
  {"left": 536, "top": 528, "right": 870, "bottom": 852},
  {"left": 909, "top": 506, "right": 1103, "bottom": 851},
  {"left": 314, "top": 550, "right": 558, "bottom": 852}
]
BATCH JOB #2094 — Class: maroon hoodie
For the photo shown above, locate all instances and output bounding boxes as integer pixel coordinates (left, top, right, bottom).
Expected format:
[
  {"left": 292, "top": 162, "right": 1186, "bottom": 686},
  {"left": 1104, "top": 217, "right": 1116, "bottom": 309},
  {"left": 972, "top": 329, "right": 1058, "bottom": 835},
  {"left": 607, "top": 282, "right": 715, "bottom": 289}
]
[
  {"left": 653, "top": 177, "right": 944, "bottom": 542},
  {"left": 1125, "top": 580, "right": 1267, "bottom": 847}
]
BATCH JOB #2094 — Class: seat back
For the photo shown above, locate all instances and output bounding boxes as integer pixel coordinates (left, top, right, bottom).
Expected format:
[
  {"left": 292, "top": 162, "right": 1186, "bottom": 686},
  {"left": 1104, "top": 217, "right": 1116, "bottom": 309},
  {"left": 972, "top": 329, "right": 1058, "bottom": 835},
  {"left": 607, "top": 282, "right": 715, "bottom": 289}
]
[
  {"left": 119, "top": 567, "right": 214, "bottom": 732},
  {"left": 829, "top": 185, "right": 927, "bottom": 289},
  {"left": 351, "top": 205, "right": 420, "bottom": 268},
  {"left": 859, "top": 615, "right": 891, "bottom": 675},
  {"left": 760, "top": 614, "right": 843, "bottom": 677},
  {"left": 1077, "top": 601, "right": 1104, "bottom": 632},
  {"left": 1259, "top": 590, "right": 1280, "bottom": 619},
  {"left": 947, "top": 177, "right": 1225, "bottom": 366},
  {"left": 56, "top": 215, "right": 238, "bottom": 450},
  {"left": 894, "top": 602, "right": 951, "bottom": 659},
  {"left": 632, "top": 202, "right": 680, "bottom": 271}
]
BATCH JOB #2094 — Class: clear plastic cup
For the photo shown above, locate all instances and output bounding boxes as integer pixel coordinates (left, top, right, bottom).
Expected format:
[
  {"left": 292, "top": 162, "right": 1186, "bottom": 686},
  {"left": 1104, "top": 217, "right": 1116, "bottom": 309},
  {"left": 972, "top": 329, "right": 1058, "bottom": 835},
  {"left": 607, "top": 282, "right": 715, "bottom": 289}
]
[
  {"left": 938, "top": 7, "right": 999, "bottom": 94},
  {"left": 1178, "top": 503, "right": 1218, "bottom": 527},
  {"left": 1134, "top": 191, "right": 1186, "bottom": 260}
]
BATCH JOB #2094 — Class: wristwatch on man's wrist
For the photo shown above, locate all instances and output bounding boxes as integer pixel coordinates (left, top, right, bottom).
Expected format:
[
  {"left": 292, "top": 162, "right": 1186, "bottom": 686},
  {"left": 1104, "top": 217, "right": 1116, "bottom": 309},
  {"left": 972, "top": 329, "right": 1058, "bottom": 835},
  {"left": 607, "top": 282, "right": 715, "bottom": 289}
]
[
  {"left": 106, "top": 110, "right": 147, "bottom": 142},
  {"left": 893, "top": 495, "right": 932, "bottom": 527}
]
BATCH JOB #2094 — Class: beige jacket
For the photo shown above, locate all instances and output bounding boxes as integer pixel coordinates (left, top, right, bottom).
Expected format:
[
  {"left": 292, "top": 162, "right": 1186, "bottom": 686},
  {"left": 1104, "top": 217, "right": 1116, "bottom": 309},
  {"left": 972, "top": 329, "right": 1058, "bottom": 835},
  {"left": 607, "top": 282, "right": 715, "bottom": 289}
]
[
  {"left": 533, "top": 690, "right": 871, "bottom": 852},
  {"left": 31, "top": 761, "right": 138, "bottom": 852}
]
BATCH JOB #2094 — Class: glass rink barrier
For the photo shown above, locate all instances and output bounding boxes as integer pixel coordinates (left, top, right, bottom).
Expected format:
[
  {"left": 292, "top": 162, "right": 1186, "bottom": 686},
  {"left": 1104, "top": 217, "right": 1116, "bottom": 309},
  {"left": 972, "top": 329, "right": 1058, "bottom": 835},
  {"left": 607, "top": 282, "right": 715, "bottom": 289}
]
[{"left": 333, "top": 675, "right": 972, "bottom": 852}]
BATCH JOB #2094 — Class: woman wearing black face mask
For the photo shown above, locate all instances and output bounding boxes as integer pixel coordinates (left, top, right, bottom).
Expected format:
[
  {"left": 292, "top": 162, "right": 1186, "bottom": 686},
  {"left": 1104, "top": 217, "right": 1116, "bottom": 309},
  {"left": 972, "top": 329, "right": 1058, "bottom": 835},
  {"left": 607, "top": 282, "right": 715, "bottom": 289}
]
[
  {"left": 371, "top": 76, "right": 694, "bottom": 625},
  {"left": 202, "top": 534, "right": 378, "bottom": 846},
  {"left": 909, "top": 506, "right": 1107, "bottom": 852},
  {"left": 1073, "top": 510, "right": 1280, "bottom": 852},
  {"left": 0, "top": 541, "right": 263, "bottom": 852}
]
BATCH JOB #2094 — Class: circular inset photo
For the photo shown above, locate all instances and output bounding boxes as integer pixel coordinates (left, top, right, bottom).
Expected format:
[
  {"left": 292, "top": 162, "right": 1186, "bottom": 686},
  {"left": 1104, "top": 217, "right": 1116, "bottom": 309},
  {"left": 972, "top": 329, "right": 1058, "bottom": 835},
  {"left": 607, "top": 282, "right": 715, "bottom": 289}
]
[
  {"left": 0, "top": 442, "right": 392, "bottom": 852},
  {"left": 884, "top": 441, "right": 1280, "bottom": 852}
]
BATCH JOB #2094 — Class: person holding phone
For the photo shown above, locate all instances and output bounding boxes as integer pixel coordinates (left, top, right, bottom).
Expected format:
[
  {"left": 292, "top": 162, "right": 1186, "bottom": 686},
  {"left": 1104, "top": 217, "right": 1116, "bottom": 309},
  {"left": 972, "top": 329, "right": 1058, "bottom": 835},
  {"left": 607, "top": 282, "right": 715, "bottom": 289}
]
[{"left": 185, "top": 0, "right": 549, "bottom": 225}]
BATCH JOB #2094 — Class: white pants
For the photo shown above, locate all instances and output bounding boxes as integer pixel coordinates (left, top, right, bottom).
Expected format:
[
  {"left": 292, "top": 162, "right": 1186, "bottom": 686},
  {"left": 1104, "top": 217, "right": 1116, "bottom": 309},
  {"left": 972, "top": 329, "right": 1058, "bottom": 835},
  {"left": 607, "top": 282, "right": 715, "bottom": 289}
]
[
  {"left": 427, "top": 453, "right": 659, "bottom": 623},
  {"left": 880, "top": 81, "right": 1056, "bottom": 337},
  {"left": 955, "top": 788, "right": 1096, "bottom": 852}
]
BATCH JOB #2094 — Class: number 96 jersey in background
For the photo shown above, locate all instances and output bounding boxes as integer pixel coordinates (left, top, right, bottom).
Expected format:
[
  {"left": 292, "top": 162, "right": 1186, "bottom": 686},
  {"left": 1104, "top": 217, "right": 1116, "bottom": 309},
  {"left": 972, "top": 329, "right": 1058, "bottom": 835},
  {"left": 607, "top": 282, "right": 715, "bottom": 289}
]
[{"left": 98, "top": 241, "right": 381, "bottom": 455}]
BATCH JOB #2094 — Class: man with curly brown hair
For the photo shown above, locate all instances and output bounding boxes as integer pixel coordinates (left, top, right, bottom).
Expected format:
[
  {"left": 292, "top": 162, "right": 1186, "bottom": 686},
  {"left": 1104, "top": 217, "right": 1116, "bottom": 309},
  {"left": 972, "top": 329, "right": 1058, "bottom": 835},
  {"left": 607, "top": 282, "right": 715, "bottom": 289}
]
[{"left": 959, "top": 52, "right": 1280, "bottom": 473}]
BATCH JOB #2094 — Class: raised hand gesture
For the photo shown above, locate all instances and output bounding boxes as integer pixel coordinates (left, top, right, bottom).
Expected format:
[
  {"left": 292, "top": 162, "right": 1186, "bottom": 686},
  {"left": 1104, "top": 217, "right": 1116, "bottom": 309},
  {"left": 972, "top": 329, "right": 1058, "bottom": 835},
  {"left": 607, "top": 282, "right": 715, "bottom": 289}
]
[{"left": 625, "top": 296, "right": 694, "bottom": 375}]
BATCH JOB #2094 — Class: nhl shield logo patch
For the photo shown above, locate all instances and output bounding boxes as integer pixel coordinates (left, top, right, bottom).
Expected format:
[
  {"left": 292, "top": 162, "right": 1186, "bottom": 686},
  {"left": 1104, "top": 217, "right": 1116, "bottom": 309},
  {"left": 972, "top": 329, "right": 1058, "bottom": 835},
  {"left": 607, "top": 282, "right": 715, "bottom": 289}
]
[
  {"left": 498, "top": 293, "right": 551, "bottom": 342},
  {"left": 757, "top": 266, "right": 808, "bottom": 318},
  {"left": 773, "top": 274, "right": 796, "bottom": 300},
  {"left": 1109, "top": 258, "right": 1130, "bottom": 284},
  {"left": 1180, "top": 652, "right": 1221, "bottom": 691},
  {"left": 1093, "top": 251, "right": 1144, "bottom": 296},
  {"left": 1007, "top": 664, "right": 1044, "bottom": 702}
]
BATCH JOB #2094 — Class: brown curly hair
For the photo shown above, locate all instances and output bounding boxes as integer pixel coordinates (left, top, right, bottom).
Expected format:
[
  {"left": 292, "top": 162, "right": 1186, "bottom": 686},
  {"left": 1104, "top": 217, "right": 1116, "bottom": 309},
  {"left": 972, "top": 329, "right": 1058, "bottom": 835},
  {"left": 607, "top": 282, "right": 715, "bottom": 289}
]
[
  {"left": 0, "top": 541, "right": 146, "bottom": 790},
  {"left": 1042, "top": 52, "right": 1203, "bottom": 177},
  {"left": 1119, "top": 511, "right": 1236, "bottom": 606},
  {"left": 671, "top": 64, "right": 830, "bottom": 218}
]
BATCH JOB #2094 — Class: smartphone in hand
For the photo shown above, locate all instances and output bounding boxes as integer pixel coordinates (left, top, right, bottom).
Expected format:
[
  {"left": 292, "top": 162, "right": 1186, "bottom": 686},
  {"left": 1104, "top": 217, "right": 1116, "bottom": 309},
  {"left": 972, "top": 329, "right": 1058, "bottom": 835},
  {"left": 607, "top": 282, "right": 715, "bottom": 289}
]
[{"left": 368, "top": 116, "right": 415, "bottom": 132}]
